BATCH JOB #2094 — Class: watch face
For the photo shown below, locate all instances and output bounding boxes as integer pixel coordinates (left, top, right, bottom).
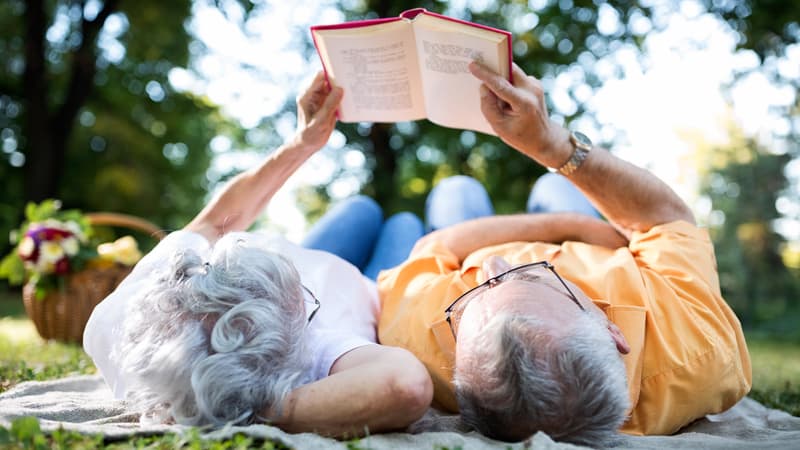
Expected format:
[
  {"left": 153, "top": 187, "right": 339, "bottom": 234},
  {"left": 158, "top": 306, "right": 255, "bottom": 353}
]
[{"left": 572, "top": 131, "right": 592, "bottom": 147}]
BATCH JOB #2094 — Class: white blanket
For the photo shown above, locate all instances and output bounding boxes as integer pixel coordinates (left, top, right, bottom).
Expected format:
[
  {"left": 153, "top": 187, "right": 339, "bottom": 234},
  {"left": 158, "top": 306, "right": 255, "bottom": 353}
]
[{"left": 1, "top": 375, "right": 798, "bottom": 449}]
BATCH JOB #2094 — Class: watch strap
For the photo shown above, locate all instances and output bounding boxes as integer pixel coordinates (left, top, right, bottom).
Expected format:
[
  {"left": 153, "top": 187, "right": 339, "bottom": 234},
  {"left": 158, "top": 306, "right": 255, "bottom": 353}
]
[{"left": 557, "top": 132, "right": 592, "bottom": 176}]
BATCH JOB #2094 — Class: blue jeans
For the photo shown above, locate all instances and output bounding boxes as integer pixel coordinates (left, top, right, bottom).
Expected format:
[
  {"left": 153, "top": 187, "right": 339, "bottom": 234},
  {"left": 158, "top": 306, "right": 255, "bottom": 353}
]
[
  {"left": 301, "top": 196, "right": 424, "bottom": 280},
  {"left": 425, "top": 173, "right": 599, "bottom": 230},
  {"left": 304, "top": 174, "right": 597, "bottom": 278}
]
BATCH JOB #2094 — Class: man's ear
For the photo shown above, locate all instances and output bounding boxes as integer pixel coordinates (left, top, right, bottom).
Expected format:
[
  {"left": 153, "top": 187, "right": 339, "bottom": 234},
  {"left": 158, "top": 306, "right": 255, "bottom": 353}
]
[
  {"left": 482, "top": 255, "right": 512, "bottom": 279},
  {"left": 608, "top": 322, "right": 630, "bottom": 354}
]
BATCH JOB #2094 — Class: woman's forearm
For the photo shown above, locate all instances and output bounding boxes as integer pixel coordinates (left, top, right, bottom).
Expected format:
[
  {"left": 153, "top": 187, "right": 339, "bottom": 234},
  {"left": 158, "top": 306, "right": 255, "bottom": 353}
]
[
  {"left": 184, "top": 72, "right": 342, "bottom": 243},
  {"left": 185, "top": 141, "right": 316, "bottom": 242},
  {"left": 270, "top": 345, "right": 432, "bottom": 438}
]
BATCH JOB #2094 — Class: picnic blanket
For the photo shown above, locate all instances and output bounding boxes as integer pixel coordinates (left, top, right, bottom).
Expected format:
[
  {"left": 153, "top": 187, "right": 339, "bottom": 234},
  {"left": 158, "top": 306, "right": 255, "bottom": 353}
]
[{"left": 1, "top": 375, "right": 799, "bottom": 449}]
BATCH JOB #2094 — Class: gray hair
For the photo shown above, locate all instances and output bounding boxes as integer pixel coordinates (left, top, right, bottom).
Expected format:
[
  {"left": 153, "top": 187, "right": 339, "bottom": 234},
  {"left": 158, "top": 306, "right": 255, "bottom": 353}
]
[
  {"left": 115, "top": 233, "right": 309, "bottom": 426},
  {"left": 454, "top": 312, "right": 629, "bottom": 446}
]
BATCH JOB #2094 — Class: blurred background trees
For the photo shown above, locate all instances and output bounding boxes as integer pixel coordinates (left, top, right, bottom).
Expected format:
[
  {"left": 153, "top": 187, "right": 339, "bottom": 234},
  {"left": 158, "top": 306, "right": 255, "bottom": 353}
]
[
  {"left": 697, "top": 130, "right": 799, "bottom": 331},
  {"left": 0, "top": 0, "right": 247, "bottom": 235},
  {"left": 0, "top": 0, "right": 797, "bottom": 330}
]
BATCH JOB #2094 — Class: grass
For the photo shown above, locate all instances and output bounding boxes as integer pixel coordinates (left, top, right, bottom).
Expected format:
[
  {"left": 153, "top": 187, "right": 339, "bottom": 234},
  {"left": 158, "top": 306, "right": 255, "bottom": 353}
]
[
  {"left": 0, "top": 294, "right": 98, "bottom": 393},
  {"left": 0, "top": 420, "right": 291, "bottom": 450},
  {"left": 0, "top": 315, "right": 305, "bottom": 449},
  {"left": 0, "top": 318, "right": 96, "bottom": 393},
  {"left": 745, "top": 334, "right": 800, "bottom": 416},
  {"left": 0, "top": 293, "right": 798, "bottom": 448}
]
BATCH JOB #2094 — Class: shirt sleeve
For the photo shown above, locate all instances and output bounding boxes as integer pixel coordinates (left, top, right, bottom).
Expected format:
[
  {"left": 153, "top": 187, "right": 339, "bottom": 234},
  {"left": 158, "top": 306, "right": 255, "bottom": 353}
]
[
  {"left": 303, "top": 327, "right": 375, "bottom": 382},
  {"left": 628, "top": 220, "right": 721, "bottom": 295},
  {"left": 379, "top": 240, "right": 462, "bottom": 281},
  {"left": 625, "top": 223, "right": 751, "bottom": 434}
]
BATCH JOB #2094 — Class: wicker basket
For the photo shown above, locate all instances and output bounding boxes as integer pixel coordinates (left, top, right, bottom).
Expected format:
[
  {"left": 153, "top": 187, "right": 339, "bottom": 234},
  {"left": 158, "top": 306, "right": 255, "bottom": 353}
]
[{"left": 22, "top": 212, "right": 165, "bottom": 344}]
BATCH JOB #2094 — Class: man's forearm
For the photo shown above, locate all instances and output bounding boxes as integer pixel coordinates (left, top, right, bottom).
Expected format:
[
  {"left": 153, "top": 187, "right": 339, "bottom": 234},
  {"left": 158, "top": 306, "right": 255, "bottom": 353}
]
[
  {"left": 467, "top": 62, "right": 695, "bottom": 235},
  {"left": 566, "top": 145, "right": 695, "bottom": 234},
  {"left": 537, "top": 129, "right": 695, "bottom": 235},
  {"left": 415, "top": 213, "right": 628, "bottom": 261}
]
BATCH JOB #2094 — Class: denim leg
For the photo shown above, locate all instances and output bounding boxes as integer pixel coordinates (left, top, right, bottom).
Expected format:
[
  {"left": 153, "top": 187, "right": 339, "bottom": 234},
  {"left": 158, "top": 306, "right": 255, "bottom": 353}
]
[
  {"left": 301, "top": 195, "right": 383, "bottom": 270},
  {"left": 362, "top": 212, "right": 425, "bottom": 280},
  {"left": 425, "top": 175, "right": 494, "bottom": 231},
  {"left": 526, "top": 173, "right": 600, "bottom": 217}
]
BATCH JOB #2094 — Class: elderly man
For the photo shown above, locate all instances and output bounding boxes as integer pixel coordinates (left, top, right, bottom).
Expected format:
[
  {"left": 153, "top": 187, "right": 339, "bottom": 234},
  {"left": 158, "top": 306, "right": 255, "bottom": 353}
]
[{"left": 377, "top": 62, "right": 751, "bottom": 445}]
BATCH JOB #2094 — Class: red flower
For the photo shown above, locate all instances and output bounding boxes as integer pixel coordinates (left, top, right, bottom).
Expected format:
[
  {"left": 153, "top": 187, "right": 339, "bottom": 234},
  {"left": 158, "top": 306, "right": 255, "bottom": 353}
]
[
  {"left": 54, "top": 257, "right": 71, "bottom": 275},
  {"left": 27, "top": 224, "right": 73, "bottom": 243}
]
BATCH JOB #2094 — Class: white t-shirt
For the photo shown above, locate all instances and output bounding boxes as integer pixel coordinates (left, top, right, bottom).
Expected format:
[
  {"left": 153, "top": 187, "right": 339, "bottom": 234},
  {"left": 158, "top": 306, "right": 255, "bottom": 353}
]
[{"left": 83, "top": 230, "right": 379, "bottom": 399}]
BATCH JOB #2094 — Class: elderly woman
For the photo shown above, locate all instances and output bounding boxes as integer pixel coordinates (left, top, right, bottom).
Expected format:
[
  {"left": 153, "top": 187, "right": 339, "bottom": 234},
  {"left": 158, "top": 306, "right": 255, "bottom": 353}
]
[{"left": 83, "top": 72, "right": 433, "bottom": 436}]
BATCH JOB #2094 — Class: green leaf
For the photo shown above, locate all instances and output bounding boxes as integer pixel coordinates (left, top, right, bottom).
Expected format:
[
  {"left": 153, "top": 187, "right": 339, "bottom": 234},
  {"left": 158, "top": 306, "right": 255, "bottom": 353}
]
[
  {"left": 0, "top": 251, "right": 25, "bottom": 285},
  {"left": 24, "top": 202, "right": 37, "bottom": 222},
  {"left": 10, "top": 416, "right": 41, "bottom": 441},
  {"left": 25, "top": 199, "right": 61, "bottom": 222}
]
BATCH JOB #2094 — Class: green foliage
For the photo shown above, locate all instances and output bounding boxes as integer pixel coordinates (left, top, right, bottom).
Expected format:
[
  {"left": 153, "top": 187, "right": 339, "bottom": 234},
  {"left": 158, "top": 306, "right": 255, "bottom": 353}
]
[
  {"left": 0, "top": 0, "right": 246, "bottom": 259},
  {"left": 699, "top": 138, "right": 800, "bottom": 328},
  {"left": 701, "top": 0, "right": 800, "bottom": 59},
  {"left": 0, "top": 419, "right": 289, "bottom": 449},
  {"left": 689, "top": 0, "right": 800, "bottom": 332},
  {"left": 0, "top": 249, "right": 25, "bottom": 287}
]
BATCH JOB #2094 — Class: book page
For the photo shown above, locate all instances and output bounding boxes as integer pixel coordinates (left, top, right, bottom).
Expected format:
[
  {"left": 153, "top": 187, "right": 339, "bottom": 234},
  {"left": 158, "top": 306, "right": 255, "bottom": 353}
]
[
  {"left": 412, "top": 14, "right": 509, "bottom": 135},
  {"left": 313, "top": 21, "right": 426, "bottom": 123}
]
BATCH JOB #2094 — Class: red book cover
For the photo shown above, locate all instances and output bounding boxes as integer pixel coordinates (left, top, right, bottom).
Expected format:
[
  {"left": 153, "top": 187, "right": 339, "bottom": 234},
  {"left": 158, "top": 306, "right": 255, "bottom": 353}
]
[
  {"left": 311, "top": 8, "right": 512, "bottom": 82},
  {"left": 310, "top": 8, "right": 513, "bottom": 135}
]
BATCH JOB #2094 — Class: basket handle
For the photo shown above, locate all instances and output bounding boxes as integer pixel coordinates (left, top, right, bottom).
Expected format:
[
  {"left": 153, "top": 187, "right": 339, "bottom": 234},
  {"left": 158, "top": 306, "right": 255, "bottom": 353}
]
[{"left": 85, "top": 212, "right": 167, "bottom": 240}]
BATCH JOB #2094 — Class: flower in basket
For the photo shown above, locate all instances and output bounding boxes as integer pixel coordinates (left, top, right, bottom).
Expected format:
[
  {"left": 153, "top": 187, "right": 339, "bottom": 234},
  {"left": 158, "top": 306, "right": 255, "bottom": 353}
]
[
  {"left": 0, "top": 200, "right": 143, "bottom": 299},
  {"left": 97, "top": 236, "right": 143, "bottom": 266},
  {"left": 17, "top": 219, "right": 86, "bottom": 276}
]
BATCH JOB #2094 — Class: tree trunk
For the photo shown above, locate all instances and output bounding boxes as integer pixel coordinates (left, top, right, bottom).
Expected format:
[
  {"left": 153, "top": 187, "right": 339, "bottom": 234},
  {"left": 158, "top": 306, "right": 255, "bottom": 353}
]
[
  {"left": 21, "top": 0, "right": 120, "bottom": 203},
  {"left": 22, "top": 0, "right": 57, "bottom": 202},
  {"left": 368, "top": 123, "right": 396, "bottom": 208}
]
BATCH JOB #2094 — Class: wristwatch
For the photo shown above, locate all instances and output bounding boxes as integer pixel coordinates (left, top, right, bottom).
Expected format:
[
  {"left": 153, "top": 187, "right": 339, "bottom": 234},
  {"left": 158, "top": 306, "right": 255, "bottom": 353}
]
[{"left": 556, "top": 131, "right": 592, "bottom": 176}]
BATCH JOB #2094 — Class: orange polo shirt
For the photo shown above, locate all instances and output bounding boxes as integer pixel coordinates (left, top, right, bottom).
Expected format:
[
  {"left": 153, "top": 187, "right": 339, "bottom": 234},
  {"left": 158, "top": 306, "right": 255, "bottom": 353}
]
[{"left": 377, "top": 220, "right": 751, "bottom": 435}]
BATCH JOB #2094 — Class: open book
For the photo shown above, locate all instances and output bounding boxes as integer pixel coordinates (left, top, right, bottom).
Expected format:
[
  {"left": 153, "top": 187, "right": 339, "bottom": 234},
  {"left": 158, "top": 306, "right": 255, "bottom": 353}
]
[{"left": 311, "top": 8, "right": 512, "bottom": 135}]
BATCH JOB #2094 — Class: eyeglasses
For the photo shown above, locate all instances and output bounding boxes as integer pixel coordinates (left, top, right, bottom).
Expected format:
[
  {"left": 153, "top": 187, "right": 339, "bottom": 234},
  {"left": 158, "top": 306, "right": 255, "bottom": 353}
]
[
  {"left": 301, "top": 284, "right": 321, "bottom": 324},
  {"left": 444, "top": 261, "right": 584, "bottom": 340}
]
